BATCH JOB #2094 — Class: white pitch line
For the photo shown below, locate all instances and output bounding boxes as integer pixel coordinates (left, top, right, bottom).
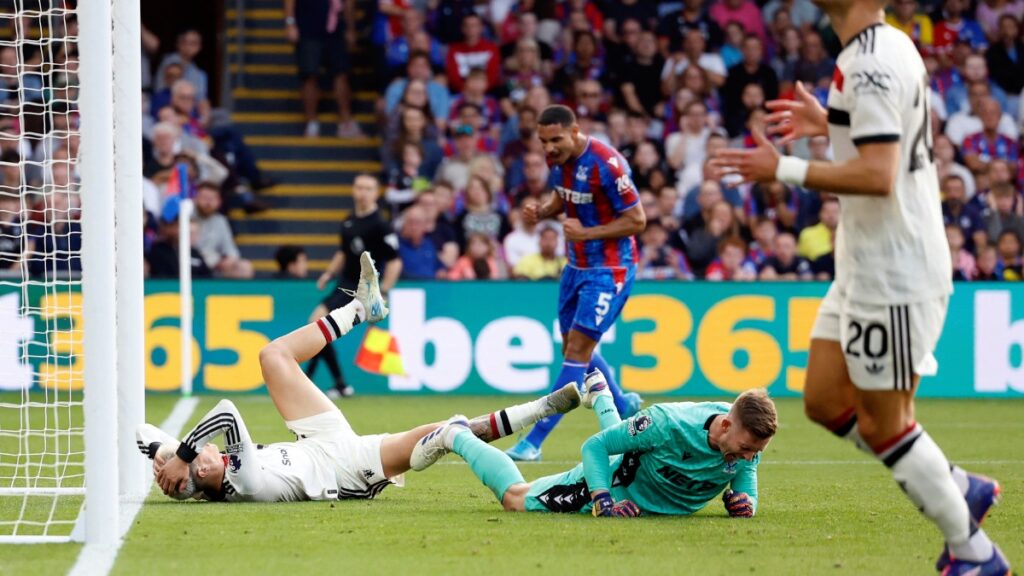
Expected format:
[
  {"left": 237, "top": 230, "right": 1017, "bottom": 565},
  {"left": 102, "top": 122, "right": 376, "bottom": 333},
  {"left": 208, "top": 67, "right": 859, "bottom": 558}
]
[
  {"left": 436, "top": 459, "right": 1024, "bottom": 466},
  {"left": 68, "top": 396, "right": 199, "bottom": 576}
]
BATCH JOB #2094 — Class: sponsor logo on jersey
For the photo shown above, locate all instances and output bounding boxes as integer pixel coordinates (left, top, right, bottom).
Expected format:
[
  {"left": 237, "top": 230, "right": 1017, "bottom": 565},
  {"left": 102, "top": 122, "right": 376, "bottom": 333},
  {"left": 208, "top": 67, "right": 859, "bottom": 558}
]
[
  {"left": 627, "top": 414, "right": 652, "bottom": 436},
  {"left": 850, "top": 70, "right": 892, "bottom": 95},
  {"left": 554, "top": 185, "right": 593, "bottom": 204},
  {"left": 657, "top": 465, "right": 719, "bottom": 492}
]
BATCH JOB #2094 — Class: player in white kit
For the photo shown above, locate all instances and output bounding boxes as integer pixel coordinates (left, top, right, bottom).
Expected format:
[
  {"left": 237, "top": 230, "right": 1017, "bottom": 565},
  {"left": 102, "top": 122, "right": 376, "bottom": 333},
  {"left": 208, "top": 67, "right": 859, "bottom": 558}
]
[
  {"left": 140, "top": 252, "right": 581, "bottom": 503},
  {"left": 711, "top": 1, "right": 1010, "bottom": 572}
]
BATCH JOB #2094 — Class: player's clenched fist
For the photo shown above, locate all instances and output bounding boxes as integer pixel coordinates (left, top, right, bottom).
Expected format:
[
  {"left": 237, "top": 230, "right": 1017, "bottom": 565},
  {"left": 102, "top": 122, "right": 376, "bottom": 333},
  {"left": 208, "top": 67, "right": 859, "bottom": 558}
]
[
  {"left": 521, "top": 199, "right": 540, "bottom": 226},
  {"left": 591, "top": 491, "right": 641, "bottom": 517},
  {"left": 723, "top": 489, "right": 754, "bottom": 518},
  {"left": 563, "top": 218, "right": 588, "bottom": 242}
]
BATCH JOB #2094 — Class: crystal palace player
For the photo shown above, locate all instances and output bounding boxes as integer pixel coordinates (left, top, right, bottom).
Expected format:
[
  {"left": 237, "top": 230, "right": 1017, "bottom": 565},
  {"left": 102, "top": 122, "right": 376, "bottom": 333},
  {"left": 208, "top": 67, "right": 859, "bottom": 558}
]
[
  {"left": 506, "top": 105, "right": 646, "bottom": 462},
  {"left": 141, "top": 252, "right": 581, "bottom": 502},
  {"left": 411, "top": 371, "right": 776, "bottom": 518},
  {"left": 711, "top": 3, "right": 1010, "bottom": 572}
]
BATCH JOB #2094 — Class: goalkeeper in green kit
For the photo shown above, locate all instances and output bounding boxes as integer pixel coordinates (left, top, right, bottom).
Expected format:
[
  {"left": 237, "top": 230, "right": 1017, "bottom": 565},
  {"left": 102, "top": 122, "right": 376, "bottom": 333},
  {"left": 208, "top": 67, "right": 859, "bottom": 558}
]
[{"left": 410, "top": 371, "right": 777, "bottom": 517}]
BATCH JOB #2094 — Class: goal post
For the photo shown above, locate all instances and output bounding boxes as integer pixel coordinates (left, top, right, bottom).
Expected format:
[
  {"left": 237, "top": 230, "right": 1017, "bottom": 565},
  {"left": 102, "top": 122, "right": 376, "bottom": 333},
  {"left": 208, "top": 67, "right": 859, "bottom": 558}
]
[{"left": 0, "top": 0, "right": 145, "bottom": 545}]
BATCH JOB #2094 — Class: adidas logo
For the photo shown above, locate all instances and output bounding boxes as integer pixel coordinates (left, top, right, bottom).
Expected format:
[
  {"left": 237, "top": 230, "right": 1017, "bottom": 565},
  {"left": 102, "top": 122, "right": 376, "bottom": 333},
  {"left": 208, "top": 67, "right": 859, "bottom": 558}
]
[{"left": 866, "top": 363, "right": 884, "bottom": 375}]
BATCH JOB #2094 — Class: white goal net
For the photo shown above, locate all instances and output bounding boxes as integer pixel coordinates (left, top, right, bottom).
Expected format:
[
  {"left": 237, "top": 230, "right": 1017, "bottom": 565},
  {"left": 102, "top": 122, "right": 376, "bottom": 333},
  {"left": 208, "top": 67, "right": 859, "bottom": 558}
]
[
  {"left": 0, "top": 0, "right": 86, "bottom": 541},
  {"left": 0, "top": 0, "right": 143, "bottom": 545}
]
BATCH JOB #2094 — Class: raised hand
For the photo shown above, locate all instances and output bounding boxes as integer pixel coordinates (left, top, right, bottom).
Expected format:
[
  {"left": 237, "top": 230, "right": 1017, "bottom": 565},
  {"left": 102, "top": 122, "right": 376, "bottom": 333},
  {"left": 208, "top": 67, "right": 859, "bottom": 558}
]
[{"left": 764, "top": 81, "right": 828, "bottom": 146}]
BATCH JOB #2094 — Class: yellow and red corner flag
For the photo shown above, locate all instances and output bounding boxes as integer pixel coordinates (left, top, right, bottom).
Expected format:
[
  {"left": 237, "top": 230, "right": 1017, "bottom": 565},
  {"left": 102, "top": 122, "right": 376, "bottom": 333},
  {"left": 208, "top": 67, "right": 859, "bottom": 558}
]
[{"left": 355, "top": 327, "right": 405, "bottom": 376}]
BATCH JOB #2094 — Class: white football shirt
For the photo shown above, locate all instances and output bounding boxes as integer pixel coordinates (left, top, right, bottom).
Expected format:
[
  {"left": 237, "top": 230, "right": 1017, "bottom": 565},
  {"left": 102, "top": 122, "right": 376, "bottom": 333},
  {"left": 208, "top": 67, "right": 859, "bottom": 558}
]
[{"left": 826, "top": 23, "right": 952, "bottom": 304}]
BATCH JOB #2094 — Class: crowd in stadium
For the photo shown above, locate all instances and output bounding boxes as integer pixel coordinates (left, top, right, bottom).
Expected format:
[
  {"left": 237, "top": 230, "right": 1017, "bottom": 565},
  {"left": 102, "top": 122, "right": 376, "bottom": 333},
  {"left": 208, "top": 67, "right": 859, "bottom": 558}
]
[{"left": 1, "top": 0, "right": 1023, "bottom": 281}]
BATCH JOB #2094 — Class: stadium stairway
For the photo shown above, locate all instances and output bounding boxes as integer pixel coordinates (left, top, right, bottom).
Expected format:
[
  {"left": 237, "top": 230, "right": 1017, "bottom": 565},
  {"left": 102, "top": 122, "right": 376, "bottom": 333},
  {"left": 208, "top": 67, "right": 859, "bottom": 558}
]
[{"left": 225, "top": 0, "right": 381, "bottom": 276}]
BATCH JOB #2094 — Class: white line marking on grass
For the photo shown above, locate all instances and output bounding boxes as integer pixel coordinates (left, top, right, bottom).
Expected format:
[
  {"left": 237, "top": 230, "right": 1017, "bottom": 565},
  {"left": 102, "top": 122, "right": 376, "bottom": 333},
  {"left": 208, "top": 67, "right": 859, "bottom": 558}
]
[
  {"left": 437, "top": 459, "right": 1024, "bottom": 466},
  {"left": 68, "top": 396, "right": 199, "bottom": 576}
]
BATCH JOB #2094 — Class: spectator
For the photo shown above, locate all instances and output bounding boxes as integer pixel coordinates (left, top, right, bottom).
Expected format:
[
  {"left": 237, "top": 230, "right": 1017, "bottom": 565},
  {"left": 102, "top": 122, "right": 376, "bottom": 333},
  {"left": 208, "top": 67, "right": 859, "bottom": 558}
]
[
  {"left": 934, "top": 0, "right": 989, "bottom": 55},
  {"left": 154, "top": 29, "right": 208, "bottom": 101},
  {"left": 984, "top": 182, "right": 1024, "bottom": 243},
  {"left": 508, "top": 151, "right": 548, "bottom": 207},
  {"left": 383, "top": 105, "right": 443, "bottom": 178},
  {"left": 446, "top": 14, "right": 501, "bottom": 93},
  {"left": 705, "top": 235, "right": 758, "bottom": 280},
  {"left": 664, "top": 29, "right": 728, "bottom": 96},
  {"left": 499, "top": 12, "right": 555, "bottom": 64},
  {"left": 384, "top": 51, "right": 451, "bottom": 127},
  {"left": 398, "top": 204, "right": 445, "bottom": 279},
  {"left": 945, "top": 81, "right": 1018, "bottom": 145},
  {"left": 501, "top": 106, "right": 539, "bottom": 177},
  {"left": 666, "top": 101, "right": 712, "bottom": 177},
  {"left": 192, "top": 182, "right": 254, "bottom": 279},
  {"left": 435, "top": 124, "right": 484, "bottom": 191},
  {"left": 513, "top": 223, "right": 567, "bottom": 280},
  {"left": 759, "top": 232, "right": 813, "bottom": 280},
  {"left": 686, "top": 199, "right": 738, "bottom": 275},
  {"left": 500, "top": 39, "right": 551, "bottom": 115},
  {"left": 976, "top": 0, "right": 1024, "bottom": 41},
  {"left": 942, "top": 174, "right": 987, "bottom": 250},
  {"left": 771, "top": 26, "right": 802, "bottom": 84},
  {"left": 551, "top": 30, "right": 605, "bottom": 99},
  {"left": 946, "top": 224, "right": 977, "bottom": 280},
  {"left": 710, "top": 0, "right": 768, "bottom": 45},
  {"left": 385, "top": 142, "right": 431, "bottom": 211},
  {"left": 747, "top": 216, "right": 778, "bottom": 267},
  {"left": 415, "top": 189, "right": 460, "bottom": 269},
  {"left": 793, "top": 31, "right": 834, "bottom": 89},
  {"left": 798, "top": 196, "right": 838, "bottom": 261},
  {"left": 962, "top": 97, "right": 1019, "bottom": 172},
  {"left": 985, "top": 15, "right": 1024, "bottom": 108},
  {"left": 285, "top": 0, "right": 362, "bottom": 138},
  {"left": 638, "top": 220, "right": 692, "bottom": 280},
  {"left": 658, "top": 0, "right": 725, "bottom": 54},
  {"left": 449, "top": 68, "right": 502, "bottom": 134},
  {"left": 0, "top": 191, "right": 27, "bottom": 273},
  {"left": 631, "top": 140, "right": 672, "bottom": 192},
  {"left": 385, "top": 9, "right": 442, "bottom": 74},
  {"left": 995, "top": 228, "right": 1023, "bottom": 279},
  {"left": 454, "top": 175, "right": 511, "bottom": 248},
  {"left": 975, "top": 244, "right": 1002, "bottom": 279},
  {"left": 934, "top": 134, "right": 977, "bottom": 198},
  {"left": 722, "top": 35, "right": 778, "bottom": 136},
  {"left": 886, "top": 0, "right": 934, "bottom": 51},
  {"left": 745, "top": 181, "right": 810, "bottom": 232},
  {"left": 0, "top": 47, "right": 18, "bottom": 107},
  {"left": 617, "top": 31, "right": 666, "bottom": 118},
  {"left": 719, "top": 22, "right": 747, "bottom": 69},
  {"left": 448, "top": 232, "right": 505, "bottom": 280},
  {"left": 945, "top": 55, "right": 1010, "bottom": 117},
  {"left": 273, "top": 245, "right": 308, "bottom": 279},
  {"left": 146, "top": 201, "right": 212, "bottom": 280},
  {"left": 762, "top": 0, "right": 821, "bottom": 30}
]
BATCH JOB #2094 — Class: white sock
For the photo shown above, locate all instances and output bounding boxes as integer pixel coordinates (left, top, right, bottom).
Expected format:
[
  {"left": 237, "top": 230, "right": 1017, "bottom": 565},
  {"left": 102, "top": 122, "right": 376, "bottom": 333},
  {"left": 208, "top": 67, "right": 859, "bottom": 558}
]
[
  {"left": 469, "top": 397, "right": 550, "bottom": 442},
  {"left": 882, "top": 425, "right": 991, "bottom": 562},
  {"left": 950, "top": 464, "right": 969, "bottom": 496},
  {"left": 316, "top": 301, "right": 366, "bottom": 343}
]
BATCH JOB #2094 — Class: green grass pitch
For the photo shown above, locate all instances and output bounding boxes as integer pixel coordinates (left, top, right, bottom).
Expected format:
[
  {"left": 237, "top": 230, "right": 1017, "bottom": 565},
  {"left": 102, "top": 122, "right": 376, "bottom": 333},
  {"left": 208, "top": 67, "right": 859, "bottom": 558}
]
[{"left": 1, "top": 395, "right": 1021, "bottom": 575}]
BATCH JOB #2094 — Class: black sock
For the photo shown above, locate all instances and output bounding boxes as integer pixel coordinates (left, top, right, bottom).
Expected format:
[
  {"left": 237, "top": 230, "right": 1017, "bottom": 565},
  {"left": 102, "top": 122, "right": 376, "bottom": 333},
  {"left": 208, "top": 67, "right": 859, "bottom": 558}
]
[{"left": 319, "top": 344, "right": 343, "bottom": 382}]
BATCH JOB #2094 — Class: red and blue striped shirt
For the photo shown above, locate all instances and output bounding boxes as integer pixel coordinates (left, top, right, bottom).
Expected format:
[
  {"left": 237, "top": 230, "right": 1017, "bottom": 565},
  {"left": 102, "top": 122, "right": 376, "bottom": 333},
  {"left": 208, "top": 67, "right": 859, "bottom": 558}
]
[{"left": 548, "top": 138, "right": 640, "bottom": 268}]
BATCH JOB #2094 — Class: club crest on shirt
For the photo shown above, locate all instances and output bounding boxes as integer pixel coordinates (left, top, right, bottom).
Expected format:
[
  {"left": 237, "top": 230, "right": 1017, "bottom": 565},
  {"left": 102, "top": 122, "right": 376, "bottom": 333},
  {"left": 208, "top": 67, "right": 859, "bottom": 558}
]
[
  {"left": 723, "top": 461, "right": 737, "bottom": 474},
  {"left": 627, "top": 414, "right": 652, "bottom": 436},
  {"left": 576, "top": 165, "right": 588, "bottom": 181}
]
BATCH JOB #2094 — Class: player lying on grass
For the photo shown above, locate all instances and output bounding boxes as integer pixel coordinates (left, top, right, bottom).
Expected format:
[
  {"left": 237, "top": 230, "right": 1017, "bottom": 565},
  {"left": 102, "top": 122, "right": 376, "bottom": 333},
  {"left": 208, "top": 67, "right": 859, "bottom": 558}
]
[
  {"left": 137, "top": 251, "right": 582, "bottom": 502},
  {"left": 410, "top": 371, "right": 777, "bottom": 517}
]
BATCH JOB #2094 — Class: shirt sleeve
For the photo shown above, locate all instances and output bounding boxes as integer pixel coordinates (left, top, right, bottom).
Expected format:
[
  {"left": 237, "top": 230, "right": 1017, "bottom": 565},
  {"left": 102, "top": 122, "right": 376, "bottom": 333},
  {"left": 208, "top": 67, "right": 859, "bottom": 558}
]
[
  {"left": 174, "top": 399, "right": 266, "bottom": 496},
  {"left": 600, "top": 152, "right": 640, "bottom": 214},
  {"left": 729, "top": 457, "right": 760, "bottom": 512},
  {"left": 377, "top": 221, "right": 400, "bottom": 262},
  {"left": 846, "top": 57, "right": 906, "bottom": 147},
  {"left": 581, "top": 409, "right": 667, "bottom": 493}
]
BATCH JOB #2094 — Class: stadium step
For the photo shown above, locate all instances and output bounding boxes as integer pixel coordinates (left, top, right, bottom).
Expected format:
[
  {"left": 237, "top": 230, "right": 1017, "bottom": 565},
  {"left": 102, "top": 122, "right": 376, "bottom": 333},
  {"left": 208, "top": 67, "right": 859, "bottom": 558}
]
[{"left": 225, "top": 0, "right": 381, "bottom": 275}]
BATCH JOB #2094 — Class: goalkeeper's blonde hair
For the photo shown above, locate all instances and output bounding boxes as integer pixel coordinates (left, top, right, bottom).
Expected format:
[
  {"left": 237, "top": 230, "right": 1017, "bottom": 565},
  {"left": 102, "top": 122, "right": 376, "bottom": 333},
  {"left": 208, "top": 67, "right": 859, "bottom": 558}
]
[{"left": 731, "top": 389, "right": 778, "bottom": 440}]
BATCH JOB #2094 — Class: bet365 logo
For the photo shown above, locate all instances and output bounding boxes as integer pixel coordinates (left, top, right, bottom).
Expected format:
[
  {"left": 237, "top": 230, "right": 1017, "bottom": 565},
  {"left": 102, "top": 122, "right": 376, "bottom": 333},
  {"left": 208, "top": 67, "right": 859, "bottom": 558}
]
[{"left": 974, "top": 291, "right": 1024, "bottom": 393}]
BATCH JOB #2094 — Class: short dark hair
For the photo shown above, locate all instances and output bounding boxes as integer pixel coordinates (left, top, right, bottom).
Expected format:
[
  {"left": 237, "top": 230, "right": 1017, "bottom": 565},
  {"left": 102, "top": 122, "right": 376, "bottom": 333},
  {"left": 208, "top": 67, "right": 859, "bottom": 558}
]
[
  {"left": 538, "top": 105, "right": 576, "bottom": 128},
  {"left": 275, "top": 245, "right": 305, "bottom": 271},
  {"left": 407, "top": 50, "right": 430, "bottom": 65}
]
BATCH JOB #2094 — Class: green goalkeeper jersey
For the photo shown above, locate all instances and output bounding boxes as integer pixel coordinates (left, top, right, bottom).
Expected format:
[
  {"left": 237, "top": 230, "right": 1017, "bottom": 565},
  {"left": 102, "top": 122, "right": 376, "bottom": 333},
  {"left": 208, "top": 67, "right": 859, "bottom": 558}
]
[{"left": 581, "top": 402, "right": 760, "bottom": 516}]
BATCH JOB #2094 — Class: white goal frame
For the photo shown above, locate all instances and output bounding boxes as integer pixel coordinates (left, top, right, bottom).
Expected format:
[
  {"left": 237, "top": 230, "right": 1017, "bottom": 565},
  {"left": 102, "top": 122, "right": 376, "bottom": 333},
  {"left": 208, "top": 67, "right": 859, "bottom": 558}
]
[{"left": 0, "top": 0, "right": 145, "bottom": 545}]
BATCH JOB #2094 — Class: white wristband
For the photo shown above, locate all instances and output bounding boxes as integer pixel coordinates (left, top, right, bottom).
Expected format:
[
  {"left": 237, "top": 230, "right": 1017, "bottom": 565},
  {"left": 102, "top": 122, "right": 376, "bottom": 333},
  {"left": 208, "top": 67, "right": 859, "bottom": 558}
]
[{"left": 775, "top": 156, "right": 809, "bottom": 187}]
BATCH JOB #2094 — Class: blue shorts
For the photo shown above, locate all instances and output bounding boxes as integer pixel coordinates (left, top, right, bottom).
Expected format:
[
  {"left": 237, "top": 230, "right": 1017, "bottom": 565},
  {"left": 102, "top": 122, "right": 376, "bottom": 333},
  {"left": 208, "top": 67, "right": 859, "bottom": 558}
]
[{"left": 557, "top": 265, "right": 635, "bottom": 342}]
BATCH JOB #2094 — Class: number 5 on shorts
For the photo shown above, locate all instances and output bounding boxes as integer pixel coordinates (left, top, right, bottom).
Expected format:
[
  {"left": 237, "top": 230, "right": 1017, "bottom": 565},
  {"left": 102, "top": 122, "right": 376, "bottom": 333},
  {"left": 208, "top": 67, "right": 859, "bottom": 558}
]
[{"left": 595, "top": 293, "right": 612, "bottom": 326}]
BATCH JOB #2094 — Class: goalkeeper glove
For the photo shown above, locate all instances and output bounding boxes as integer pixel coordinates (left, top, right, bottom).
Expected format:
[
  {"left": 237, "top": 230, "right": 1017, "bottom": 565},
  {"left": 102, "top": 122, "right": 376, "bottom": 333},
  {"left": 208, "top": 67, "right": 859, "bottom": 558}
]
[
  {"left": 591, "top": 491, "right": 641, "bottom": 518},
  {"left": 723, "top": 489, "right": 754, "bottom": 518},
  {"left": 581, "top": 369, "right": 613, "bottom": 410}
]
